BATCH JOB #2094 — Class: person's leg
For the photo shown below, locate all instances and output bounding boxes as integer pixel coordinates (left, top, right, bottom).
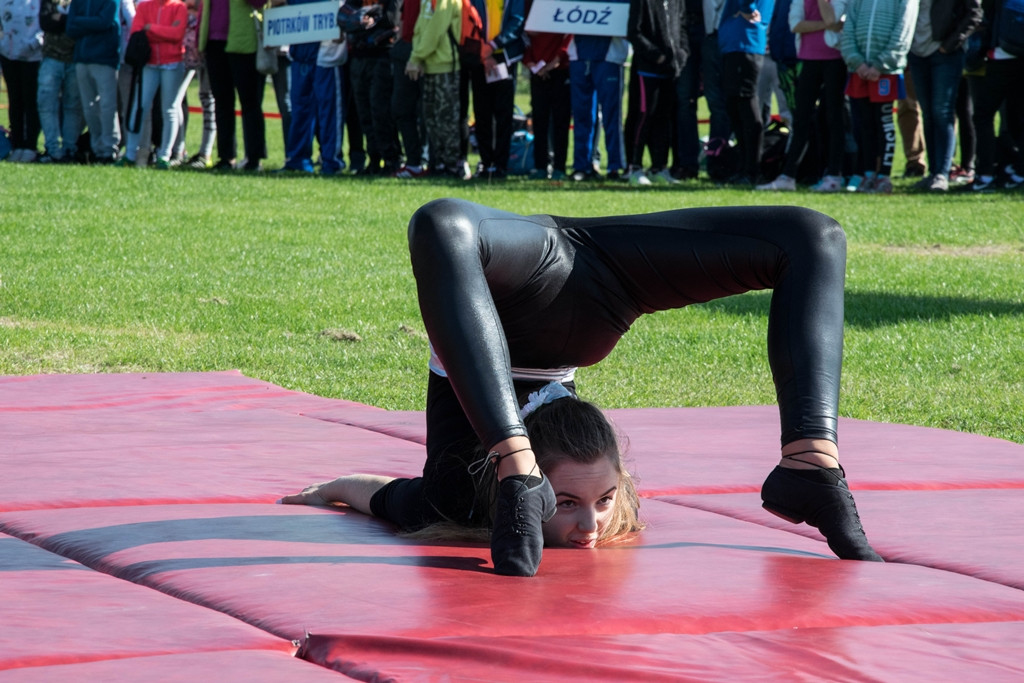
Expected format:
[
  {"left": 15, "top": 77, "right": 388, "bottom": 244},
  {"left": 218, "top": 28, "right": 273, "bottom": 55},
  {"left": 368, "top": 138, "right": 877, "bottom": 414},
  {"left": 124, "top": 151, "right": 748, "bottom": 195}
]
[
  {"left": 956, "top": 75, "right": 975, "bottom": 175},
  {"left": 75, "top": 63, "right": 100, "bottom": 157},
  {"left": 530, "top": 72, "right": 552, "bottom": 172},
  {"left": 549, "top": 68, "right": 571, "bottom": 174},
  {"left": 196, "top": 64, "right": 217, "bottom": 161},
  {"left": 95, "top": 64, "right": 121, "bottom": 159},
  {"left": 37, "top": 58, "right": 64, "bottom": 158},
  {"left": 61, "top": 62, "right": 84, "bottom": 159},
  {"left": 272, "top": 52, "right": 292, "bottom": 153},
  {"left": 878, "top": 100, "right": 897, "bottom": 179},
  {"left": 124, "top": 65, "right": 161, "bottom": 161},
  {"left": 205, "top": 40, "right": 237, "bottom": 164},
  {"left": 390, "top": 47, "right": 424, "bottom": 168},
  {"left": 673, "top": 25, "right": 703, "bottom": 176},
  {"left": 156, "top": 64, "right": 188, "bottom": 162},
  {"left": 897, "top": 69, "right": 926, "bottom": 175},
  {"left": 284, "top": 60, "right": 316, "bottom": 168},
  {"left": 313, "top": 63, "right": 342, "bottom": 174},
  {"left": 593, "top": 60, "right": 626, "bottom": 173},
  {"left": 623, "top": 65, "right": 644, "bottom": 169},
  {"left": 569, "top": 60, "right": 596, "bottom": 173},
  {"left": 229, "top": 51, "right": 267, "bottom": 167},
  {"left": 350, "top": 57, "right": 381, "bottom": 170},
  {"left": 821, "top": 59, "right": 847, "bottom": 177},
  {"left": 369, "top": 56, "right": 399, "bottom": 170},
  {"left": 645, "top": 76, "right": 673, "bottom": 170},
  {"left": 723, "top": 51, "right": 763, "bottom": 182},
  {"left": 470, "top": 64, "right": 496, "bottom": 170},
  {"left": 780, "top": 59, "right": 822, "bottom": 178},
  {"left": 701, "top": 34, "right": 731, "bottom": 141}
]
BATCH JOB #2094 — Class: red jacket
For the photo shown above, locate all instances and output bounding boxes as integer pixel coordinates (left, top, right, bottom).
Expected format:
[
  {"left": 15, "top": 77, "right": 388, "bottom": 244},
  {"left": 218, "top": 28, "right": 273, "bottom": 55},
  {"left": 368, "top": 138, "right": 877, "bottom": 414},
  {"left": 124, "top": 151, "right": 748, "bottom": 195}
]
[{"left": 131, "top": 0, "right": 189, "bottom": 65}]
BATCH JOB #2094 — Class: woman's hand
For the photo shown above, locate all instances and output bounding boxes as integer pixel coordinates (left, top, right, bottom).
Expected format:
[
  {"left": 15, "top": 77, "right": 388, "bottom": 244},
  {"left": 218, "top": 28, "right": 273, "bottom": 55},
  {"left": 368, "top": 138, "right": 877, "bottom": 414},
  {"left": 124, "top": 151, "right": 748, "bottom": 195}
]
[{"left": 278, "top": 481, "right": 336, "bottom": 506}]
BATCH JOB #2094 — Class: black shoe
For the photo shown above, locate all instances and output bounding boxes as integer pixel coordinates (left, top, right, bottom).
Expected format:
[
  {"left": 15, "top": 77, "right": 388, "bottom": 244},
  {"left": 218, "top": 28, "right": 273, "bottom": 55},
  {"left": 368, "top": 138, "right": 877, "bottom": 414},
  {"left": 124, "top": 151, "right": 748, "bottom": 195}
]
[
  {"left": 903, "top": 161, "right": 926, "bottom": 178},
  {"left": 761, "top": 466, "right": 883, "bottom": 561},
  {"left": 212, "top": 159, "right": 236, "bottom": 171},
  {"left": 242, "top": 160, "right": 263, "bottom": 172},
  {"left": 725, "top": 173, "right": 754, "bottom": 187},
  {"left": 490, "top": 473, "right": 557, "bottom": 576}
]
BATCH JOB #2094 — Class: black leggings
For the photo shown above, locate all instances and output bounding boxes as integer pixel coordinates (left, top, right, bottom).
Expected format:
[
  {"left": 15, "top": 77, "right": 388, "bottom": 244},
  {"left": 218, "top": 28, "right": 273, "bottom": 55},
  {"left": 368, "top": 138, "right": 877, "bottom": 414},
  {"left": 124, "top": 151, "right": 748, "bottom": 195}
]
[{"left": 372, "top": 201, "right": 848, "bottom": 529}]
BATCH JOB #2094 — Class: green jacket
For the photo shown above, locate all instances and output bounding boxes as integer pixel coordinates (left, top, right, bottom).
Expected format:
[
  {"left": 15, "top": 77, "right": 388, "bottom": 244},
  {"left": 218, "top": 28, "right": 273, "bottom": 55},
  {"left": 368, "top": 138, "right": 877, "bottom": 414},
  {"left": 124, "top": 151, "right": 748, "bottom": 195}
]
[
  {"left": 410, "top": 0, "right": 460, "bottom": 74},
  {"left": 199, "top": 0, "right": 258, "bottom": 53},
  {"left": 841, "top": 0, "right": 920, "bottom": 73}
]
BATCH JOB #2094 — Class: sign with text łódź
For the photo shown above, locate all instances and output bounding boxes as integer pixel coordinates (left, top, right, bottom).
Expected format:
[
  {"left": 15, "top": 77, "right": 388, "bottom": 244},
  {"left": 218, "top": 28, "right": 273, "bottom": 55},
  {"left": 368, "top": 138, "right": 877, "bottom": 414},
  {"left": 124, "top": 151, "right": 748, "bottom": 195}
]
[
  {"left": 524, "top": 0, "right": 628, "bottom": 37},
  {"left": 262, "top": 1, "right": 339, "bottom": 47}
]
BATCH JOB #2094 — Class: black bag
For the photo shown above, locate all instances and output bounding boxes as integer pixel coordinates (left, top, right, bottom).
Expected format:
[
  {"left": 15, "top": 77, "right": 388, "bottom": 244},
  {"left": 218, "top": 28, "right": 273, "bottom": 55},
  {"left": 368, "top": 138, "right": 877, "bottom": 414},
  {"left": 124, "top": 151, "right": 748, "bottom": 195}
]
[
  {"left": 125, "top": 30, "right": 151, "bottom": 69},
  {"left": 760, "top": 119, "right": 790, "bottom": 181},
  {"left": 124, "top": 31, "right": 151, "bottom": 134}
]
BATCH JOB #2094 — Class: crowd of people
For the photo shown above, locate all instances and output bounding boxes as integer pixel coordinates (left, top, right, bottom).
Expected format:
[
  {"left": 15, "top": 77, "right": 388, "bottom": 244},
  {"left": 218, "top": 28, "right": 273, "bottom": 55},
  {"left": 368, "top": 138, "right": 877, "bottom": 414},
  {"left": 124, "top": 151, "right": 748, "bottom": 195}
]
[{"left": 2, "top": 0, "right": 1022, "bottom": 191}]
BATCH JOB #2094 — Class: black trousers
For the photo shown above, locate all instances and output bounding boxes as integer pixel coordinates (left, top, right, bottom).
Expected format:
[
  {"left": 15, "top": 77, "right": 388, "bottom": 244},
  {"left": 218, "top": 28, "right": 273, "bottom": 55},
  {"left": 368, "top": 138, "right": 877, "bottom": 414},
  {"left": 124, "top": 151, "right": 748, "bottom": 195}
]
[
  {"left": 204, "top": 40, "right": 266, "bottom": 163},
  {"left": 469, "top": 63, "right": 516, "bottom": 171},
  {"left": 624, "top": 67, "right": 674, "bottom": 170},
  {"left": 0, "top": 56, "right": 41, "bottom": 150},
  {"left": 782, "top": 58, "right": 847, "bottom": 178},
  {"left": 723, "top": 51, "right": 764, "bottom": 180},
  {"left": 529, "top": 68, "right": 571, "bottom": 173}
]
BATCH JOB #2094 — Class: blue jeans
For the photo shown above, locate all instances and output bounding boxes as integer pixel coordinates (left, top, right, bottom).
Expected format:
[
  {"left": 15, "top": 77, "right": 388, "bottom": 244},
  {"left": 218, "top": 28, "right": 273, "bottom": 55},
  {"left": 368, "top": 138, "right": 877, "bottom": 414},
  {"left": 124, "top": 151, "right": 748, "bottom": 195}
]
[
  {"left": 125, "top": 62, "right": 190, "bottom": 162},
  {"left": 908, "top": 49, "right": 966, "bottom": 177},
  {"left": 569, "top": 59, "right": 625, "bottom": 172},
  {"left": 37, "top": 58, "right": 83, "bottom": 158}
]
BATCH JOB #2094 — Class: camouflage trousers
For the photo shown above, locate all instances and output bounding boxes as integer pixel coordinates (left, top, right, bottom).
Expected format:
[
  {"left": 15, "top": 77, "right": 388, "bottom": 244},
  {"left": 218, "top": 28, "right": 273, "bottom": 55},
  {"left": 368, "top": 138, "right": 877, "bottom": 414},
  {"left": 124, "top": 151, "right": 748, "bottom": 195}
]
[{"left": 422, "top": 70, "right": 460, "bottom": 171}]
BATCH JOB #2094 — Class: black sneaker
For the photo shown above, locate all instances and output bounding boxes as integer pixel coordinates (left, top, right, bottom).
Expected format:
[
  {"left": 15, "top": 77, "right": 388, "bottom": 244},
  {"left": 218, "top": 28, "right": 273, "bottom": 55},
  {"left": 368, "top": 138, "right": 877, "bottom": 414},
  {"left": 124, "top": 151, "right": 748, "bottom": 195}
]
[
  {"left": 966, "top": 177, "right": 998, "bottom": 193},
  {"left": 212, "top": 159, "right": 236, "bottom": 171}
]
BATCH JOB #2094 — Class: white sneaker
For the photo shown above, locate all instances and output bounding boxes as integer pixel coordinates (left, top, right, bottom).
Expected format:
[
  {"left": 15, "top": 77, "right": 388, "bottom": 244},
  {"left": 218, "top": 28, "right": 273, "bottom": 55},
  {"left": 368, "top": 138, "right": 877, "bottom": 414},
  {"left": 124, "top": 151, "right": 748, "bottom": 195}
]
[
  {"left": 628, "top": 169, "right": 652, "bottom": 186},
  {"left": 811, "top": 175, "right": 844, "bottom": 193},
  {"left": 649, "top": 168, "right": 680, "bottom": 185},
  {"left": 755, "top": 174, "right": 796, "bottom": 191}
]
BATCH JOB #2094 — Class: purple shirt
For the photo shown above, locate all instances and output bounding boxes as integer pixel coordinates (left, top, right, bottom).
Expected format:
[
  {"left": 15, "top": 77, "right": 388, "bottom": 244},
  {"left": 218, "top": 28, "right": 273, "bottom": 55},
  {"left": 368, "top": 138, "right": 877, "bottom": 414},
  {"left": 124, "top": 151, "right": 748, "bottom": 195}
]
[{"left": 208, "top": 0, "right": 229, "bottom": 40}]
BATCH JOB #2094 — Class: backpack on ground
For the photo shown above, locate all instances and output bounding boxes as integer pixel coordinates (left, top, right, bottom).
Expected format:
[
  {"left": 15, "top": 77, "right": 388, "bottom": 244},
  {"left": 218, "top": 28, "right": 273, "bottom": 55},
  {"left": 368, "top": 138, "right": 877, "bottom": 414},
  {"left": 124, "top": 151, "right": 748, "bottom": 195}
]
[{"left": 997, "top": 0, "right": 1024, "bottom": 56}]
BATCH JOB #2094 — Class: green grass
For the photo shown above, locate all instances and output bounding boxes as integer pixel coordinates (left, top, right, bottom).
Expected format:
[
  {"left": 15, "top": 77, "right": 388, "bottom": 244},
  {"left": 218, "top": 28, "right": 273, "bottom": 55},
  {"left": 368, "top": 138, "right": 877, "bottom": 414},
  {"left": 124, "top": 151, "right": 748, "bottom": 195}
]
[{"left": 2, "top": 159, "right": 1022, "bottom": 446}]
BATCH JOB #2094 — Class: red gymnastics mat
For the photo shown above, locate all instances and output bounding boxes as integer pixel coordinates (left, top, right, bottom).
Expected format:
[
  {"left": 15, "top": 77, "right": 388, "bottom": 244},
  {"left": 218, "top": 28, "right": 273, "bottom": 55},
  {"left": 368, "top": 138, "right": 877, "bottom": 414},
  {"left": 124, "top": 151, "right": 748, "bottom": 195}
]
[{"left": 2, "top": 371, "right": 1023, "bottom": 681}]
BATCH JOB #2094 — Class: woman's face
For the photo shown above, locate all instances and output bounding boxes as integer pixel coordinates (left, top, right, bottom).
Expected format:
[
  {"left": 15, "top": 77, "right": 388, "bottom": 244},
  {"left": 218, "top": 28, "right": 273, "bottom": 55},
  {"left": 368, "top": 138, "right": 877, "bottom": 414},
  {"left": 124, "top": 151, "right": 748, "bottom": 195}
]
[{"left": 542, "top": 455, "right": 621, "bottom": 549}]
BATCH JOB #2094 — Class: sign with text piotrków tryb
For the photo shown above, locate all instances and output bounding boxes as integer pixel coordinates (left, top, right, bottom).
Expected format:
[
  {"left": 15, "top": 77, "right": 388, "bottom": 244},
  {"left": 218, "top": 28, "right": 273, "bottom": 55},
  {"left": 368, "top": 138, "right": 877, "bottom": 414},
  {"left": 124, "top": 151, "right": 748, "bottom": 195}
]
[{"left": 263, "top": 1, "right": 340, "bottom": 48}]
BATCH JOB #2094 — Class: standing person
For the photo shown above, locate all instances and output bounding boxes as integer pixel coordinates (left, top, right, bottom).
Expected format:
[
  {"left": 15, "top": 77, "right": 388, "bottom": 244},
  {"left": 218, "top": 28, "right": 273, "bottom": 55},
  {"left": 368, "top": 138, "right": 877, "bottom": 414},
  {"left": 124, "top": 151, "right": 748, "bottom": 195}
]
[
  {"left": 175, "top": 0, "right": 216, "bottom": 167},
  {"left": 965, "top": 0, "right": 1024, "bottom": 191},
  {"left": 403, "top": 0, "right": 462, "bottom": 177},
  {"left": 718, "top": 0, "right": 776, "bottom": 186},
  {"left": 37, "top": 0, "right": 84, "bottom": 163},
  {"left": 840, "top": 0, "right": 919, "bottom": 194},
  {"left": 278, "top": 0, "right": 345, "bottom": 176},
  {"left": 522, "top": 13, "right": 571, "bottom": 180},
  {"left": 756, "top": 0, "right": 848, "bottom": 192},
  {"left": 284, "top": 198, "right": 884, "bottom": 576},
  {"left": 907, "top": 0, "right": 982, "bottom": 191},
  {"left": 624, "top": 0, "right": 688, "bottom": 185},
  {"left": 117, "top": 0, "right": 191, "bottom": 169},
  {"left": 471, "top": 0, "right": 527, "bottom": 179},
  {"left": 1, "top": 0, "right": 44, "bottom": 162},
  {"left": 568, "top": 0, "right": 630, "bottom": 181},
  {"left": 67, "top": 0, "right": 122, "bottom": 163},
  {"left": 338, "top": 0, "right": 400, "bottom": 175},
  {"left": 199, "top": 0, "right": 268, "bottom": 171},
  {"left": 390, "top": 0, "right": 426, "bottom": 177}
]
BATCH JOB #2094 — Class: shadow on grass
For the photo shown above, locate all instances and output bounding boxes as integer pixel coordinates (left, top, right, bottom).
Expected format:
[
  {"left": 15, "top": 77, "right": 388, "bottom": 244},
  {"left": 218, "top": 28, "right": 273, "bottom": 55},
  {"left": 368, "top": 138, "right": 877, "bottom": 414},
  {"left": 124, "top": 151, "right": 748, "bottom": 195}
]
[{"left": 702, "top": 290, "right": 1024, "bottom": 327}]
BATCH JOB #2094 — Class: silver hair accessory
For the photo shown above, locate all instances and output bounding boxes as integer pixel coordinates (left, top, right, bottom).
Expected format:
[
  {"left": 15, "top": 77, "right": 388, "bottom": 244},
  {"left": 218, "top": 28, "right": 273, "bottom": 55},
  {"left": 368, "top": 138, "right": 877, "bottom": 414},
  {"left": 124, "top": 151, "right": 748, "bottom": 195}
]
[{"left": 519, "top": 381, "right": 574, "bottom": 420}]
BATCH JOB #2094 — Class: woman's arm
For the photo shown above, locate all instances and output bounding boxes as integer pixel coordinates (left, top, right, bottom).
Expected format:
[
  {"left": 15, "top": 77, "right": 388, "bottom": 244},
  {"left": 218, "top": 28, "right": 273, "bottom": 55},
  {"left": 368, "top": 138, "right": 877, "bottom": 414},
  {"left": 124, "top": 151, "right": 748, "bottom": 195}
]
[{"left": 278, "top": 474, "right": 395, "bottom": 515}]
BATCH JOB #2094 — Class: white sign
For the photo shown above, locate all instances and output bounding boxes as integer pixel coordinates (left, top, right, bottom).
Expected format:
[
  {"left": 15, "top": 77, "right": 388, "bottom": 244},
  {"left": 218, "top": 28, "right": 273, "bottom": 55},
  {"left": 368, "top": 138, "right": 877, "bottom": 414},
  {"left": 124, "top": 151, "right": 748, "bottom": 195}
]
[
  {"left": 262, "top": 1, "right": 340, "bottom": 48},
  {"left": 524, "top": 0, "right": 629, "bottom": 37}
]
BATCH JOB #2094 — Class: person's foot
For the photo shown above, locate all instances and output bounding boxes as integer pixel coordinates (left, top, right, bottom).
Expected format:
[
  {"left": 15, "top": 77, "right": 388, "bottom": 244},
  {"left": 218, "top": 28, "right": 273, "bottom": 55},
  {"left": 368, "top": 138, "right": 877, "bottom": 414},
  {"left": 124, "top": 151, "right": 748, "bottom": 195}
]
[
  {"left": 393, "top": 164, "right": 427, "bottom": 179},
  {"left": 927, "top": 173, "right": 949, "bottom": 192},
  {"left": 212, "top": 158, "right": 236, "bottom": 171},
  {"left": 649, "top": 168, "right": 679, "bottom": 185},
  {"left": 527, "top": 167, "right": 549, "bottom": 180},
  {"left": 756, "top": 174, "right": 796, "bottom": 191},
  {"left": 490, "top": 473, "right": 557, "bottom": 576},
  {"left": 724, "top": 173, "right": 754, "bottom": 187},
  {"left": 761, "top": 466, "right": 883, "bottom": 561},
  {"left": 869, "top": 175, "right": 893, "bottom": 194},
  {"left": 903, "top": 160, "right": 926, "bottom": 178},
  {"left": 811, "top": 175, "right": 844, "bottom": 193},
  {"left": 154, "top": 158, "right": 172, "bottom": 170},
  {"left": 628, "top": 168, "right": 652, "bottom": 186}
]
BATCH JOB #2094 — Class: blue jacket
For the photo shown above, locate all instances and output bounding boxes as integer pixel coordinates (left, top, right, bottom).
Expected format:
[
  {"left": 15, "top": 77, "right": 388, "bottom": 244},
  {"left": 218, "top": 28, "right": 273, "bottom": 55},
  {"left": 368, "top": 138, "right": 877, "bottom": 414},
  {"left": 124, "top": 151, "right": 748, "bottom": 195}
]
[
  {"left": 718, "top": 0, "right": 773, "bottom": 54},
  {"left": 66, "top": 0, "right": 120, "bottom": 67}
]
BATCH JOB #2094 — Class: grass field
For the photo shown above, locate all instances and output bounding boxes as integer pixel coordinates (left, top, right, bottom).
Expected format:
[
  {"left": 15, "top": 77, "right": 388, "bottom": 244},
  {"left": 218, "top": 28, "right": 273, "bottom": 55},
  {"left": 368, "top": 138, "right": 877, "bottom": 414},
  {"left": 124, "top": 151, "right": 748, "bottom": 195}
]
[{"left": 2, "top": 90, "right": 1023, "bottom": 446}]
